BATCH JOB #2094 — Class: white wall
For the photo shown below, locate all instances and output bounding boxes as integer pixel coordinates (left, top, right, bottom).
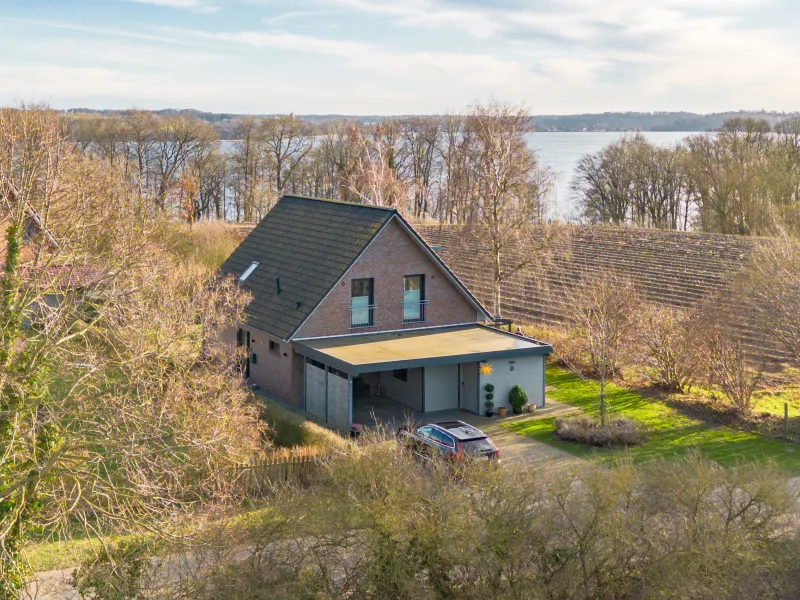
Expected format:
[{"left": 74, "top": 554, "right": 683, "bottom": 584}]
[
  {"left": 478, "top": 355, "right": 545, "bottom": 410},
  {"left": 423, "top": 363, "right": 459, "bottom": 412},
  {"left": 380, "top": 368, "right": 423, "bottom": 411}
]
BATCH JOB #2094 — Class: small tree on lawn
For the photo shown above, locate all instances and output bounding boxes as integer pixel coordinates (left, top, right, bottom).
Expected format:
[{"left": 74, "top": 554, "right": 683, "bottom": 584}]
[
  {"left": 699, "top": 323, "right": 764, "bottom": 416},
  {"left": 569, "top": 272, "right": 640, "bottom": 425}
]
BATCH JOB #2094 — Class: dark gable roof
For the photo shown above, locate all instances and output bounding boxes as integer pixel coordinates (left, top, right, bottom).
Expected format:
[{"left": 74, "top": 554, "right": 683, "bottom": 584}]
[{"left": 220, "top": 195, "right": 394, "bottom": 340}]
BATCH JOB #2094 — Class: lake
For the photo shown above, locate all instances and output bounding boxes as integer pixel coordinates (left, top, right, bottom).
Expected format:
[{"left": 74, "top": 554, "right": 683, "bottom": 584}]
[
  {"left": 528, "top": 131, "right": 693, "bottom": 221},
  {"left": 222, "top": 131, "right": 694, "bottom": 221}
]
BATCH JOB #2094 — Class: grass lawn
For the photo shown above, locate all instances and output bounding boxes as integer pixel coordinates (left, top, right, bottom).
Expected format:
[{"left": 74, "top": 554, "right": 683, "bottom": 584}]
[{"left": 503, "top": 367, "right": 800, "bottom": 473}]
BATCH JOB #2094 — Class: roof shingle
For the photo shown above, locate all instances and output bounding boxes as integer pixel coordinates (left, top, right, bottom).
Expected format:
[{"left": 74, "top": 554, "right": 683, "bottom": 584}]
[{"left": 220, "top": 195, "right": 394, "bottom": 340}]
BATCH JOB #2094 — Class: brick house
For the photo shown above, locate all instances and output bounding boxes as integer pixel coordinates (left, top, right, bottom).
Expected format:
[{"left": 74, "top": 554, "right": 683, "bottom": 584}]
[{"left": 221, "top": 195, "right": 552, "bottom": 430}]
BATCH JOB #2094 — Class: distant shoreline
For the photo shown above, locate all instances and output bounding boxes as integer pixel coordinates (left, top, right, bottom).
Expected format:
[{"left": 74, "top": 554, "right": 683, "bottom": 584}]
[{"left": 64, "top": 108, "right": 799, "bottom": 140}]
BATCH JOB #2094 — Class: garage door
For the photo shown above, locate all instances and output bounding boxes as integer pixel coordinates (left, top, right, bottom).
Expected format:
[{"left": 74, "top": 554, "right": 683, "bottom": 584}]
[
  {"left": 327, "top": 367, "right": 350, "bottom": 430},
  {"left": 305, "top": 359, "right": 326, "bottom": 420}
]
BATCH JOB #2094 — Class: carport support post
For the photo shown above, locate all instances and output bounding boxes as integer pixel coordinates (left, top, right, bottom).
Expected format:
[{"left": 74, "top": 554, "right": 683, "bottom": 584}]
[{"left": 348, "top": 374, "right": 354, "bottom": 427}]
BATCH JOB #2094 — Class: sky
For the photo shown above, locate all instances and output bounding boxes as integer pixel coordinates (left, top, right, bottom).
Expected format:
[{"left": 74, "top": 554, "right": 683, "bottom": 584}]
[{"left": 1, "top": 0, "right": 799, "bottom": 115}]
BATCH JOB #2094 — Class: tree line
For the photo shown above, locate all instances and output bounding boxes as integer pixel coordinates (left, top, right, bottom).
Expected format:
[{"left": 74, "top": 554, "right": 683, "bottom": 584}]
[
  {"left": 573, "top": 117, "right": 800, "bottom": 235},
  {"left": 66, "top": 103, "right": 551, "bottom": 226}
]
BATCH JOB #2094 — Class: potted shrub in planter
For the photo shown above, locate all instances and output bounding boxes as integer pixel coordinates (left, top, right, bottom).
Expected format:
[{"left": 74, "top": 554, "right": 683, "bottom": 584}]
[
  {"left": 509, "top": 385, "right": 528, "bottom": 415},
  {"left": 484, "top": 383, "right": 495, "bottom": 417}
]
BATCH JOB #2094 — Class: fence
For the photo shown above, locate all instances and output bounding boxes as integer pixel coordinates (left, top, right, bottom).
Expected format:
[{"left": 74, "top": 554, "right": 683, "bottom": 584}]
[{"left": 236, "top": 453, "right": 327, "bottom": 490}]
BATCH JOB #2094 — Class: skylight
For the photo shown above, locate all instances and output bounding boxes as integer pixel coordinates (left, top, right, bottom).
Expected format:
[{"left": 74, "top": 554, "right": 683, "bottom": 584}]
[{"left": 239, "top": 261, "right": 259, "bottom": 282}]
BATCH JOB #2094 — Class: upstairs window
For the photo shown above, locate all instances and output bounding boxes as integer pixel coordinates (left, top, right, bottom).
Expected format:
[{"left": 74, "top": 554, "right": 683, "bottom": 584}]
[
  {"left": 239, "top": 261, "right": 259, "bottom": 282},
  {"left": 403, "top": 275, "right": 426, "bottom": 322},
  {"left": 350, "top": 278, "right": 374, "bottom": 328}
]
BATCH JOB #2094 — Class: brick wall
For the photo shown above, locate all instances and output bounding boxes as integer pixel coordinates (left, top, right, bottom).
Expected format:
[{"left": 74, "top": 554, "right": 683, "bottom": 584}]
[
  {"left": 235, "top": 327, "right": 304, "bottom": 406},
  {"left": 294, "top": 219, "right": 481, "bottom": 339}
]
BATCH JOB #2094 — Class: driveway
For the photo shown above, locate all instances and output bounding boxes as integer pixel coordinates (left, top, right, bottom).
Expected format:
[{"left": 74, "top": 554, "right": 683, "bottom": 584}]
[
  {"left": 354, "top": 395, "right": 584, "bottom": 469},
  {"left": 426, "top": 400, "right": 584, "bottom": 469}
]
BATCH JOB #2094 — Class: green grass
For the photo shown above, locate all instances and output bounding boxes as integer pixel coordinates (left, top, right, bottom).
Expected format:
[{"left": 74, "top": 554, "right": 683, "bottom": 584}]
[
  {"left": 503, "top": 368, "right": 800, "bottom": 473},
  {"left": 254, "top": 392, "right": 348, "bottom": 451}
]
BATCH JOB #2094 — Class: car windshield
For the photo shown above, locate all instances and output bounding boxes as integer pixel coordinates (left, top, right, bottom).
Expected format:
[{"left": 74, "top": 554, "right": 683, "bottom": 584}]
[{"left": 460, "top": 438, "right": 494, "bottom": 454}]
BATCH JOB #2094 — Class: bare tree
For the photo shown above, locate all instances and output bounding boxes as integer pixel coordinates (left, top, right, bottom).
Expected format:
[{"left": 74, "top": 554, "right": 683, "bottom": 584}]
[
  {"left": 569, "top": 273, "right": 640, "bottom": 424},
  {"left": 637, "top": 303, "right": 699, "bottom": 392},
  {"left": 151, "top": 114, "right": 218, "bottom": 211},
  {"left": 347, "top": 122, "right": 408, "bottom": 208},
  {"left": 463, "top": 102, "right": 552, "bottom": 315},
  {"left": 699, "top": 323, "right": 764, "bottom": 415},
  {"left": 0, "top": 107, "right": 263, "bottom": 595},
  {"left": 735, "top": 233, "right": 800, "bottom": 365},
  {"left": 230, "top": 117, "right": 269, "bottom": 221},
  {"left": 260, "top": 114, "right": 313, "bottom": 203},
  {"left": 400, "top": 117, "right": 441, "bottom": 217}
]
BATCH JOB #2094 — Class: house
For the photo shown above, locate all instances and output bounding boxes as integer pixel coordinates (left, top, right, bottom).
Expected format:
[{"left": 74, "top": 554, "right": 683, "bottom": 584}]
[{"left": 221, "top": 195, "right": 553, "bottom": 431}]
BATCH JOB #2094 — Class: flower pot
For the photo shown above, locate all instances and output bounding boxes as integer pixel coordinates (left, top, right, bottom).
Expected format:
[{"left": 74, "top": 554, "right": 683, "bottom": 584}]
[
  {"left": 526, "top": 404, "right": 536, "bottom": 413},
  {"left": 497, "top": 407, "right": 507, "bottom": 417},
  {"left": 485, "top": 410, "right": 494, "bottom": 417}
]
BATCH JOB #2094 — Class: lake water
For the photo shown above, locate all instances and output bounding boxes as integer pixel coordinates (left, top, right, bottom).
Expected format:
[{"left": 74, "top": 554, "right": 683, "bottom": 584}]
[
  {"left": 222, "top": 131, "right": 694, "bottom": 221},
  {"left": 528, "top": 131, "right": 693, "bottom": 221}
]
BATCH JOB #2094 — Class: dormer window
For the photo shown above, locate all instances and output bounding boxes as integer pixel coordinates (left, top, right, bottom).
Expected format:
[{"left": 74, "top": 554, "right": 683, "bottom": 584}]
[{"left": 239, "top": 261, "right": 259, "bottom": 282}]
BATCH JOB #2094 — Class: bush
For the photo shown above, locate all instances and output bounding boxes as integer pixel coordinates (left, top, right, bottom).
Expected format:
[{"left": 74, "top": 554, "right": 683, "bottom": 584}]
[
  {"left": 637, "top": 303, "right": 699, "bottom": 392},
  {"left": 173, "top": 446, "right": 800, "bottom": 600},
  {"left": 509, "top": 384, "right": 528, "bottom": 413},
  {"left": 554, "top": 415, "right": 645, "bottom": 447}
]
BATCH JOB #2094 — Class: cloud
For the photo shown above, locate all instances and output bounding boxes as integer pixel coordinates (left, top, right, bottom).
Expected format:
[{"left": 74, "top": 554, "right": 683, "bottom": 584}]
[
  {"left": 170, "top": 27, "right": 533, "bottom": 88},
  {"left": 125, "top": 0, "right": 221, "bottom": 13}
]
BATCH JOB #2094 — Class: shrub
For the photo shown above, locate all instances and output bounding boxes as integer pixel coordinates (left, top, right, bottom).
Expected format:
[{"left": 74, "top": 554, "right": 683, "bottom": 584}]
[
  {"left": 554, "top": 415, "right": 645, "bottom": 447},
  {"left": 509, "top": 385, "right": 528, "bottom": 413},
  {"left": 637, "top": 303, "right": 699, "bottom": 392},
  {"left": 484, "top": 383, "right": 495, "bottom": 411},
  {"left": 175, "top": 445, "right": 800, "bottom": 600},
  {"left": 698, "top": 324, "right": 764, "bottom": 416}
]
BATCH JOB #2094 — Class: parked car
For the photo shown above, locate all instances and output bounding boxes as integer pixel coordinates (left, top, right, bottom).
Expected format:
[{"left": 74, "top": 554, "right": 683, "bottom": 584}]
[{"left": 397, "top": 420, "right": 500, "bottom": 461}]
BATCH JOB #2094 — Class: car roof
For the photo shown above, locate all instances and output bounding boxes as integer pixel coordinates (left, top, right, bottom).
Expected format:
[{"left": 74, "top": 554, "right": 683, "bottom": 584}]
[{"left": 430, "top": 421, "right": 487, "bottom": 441}]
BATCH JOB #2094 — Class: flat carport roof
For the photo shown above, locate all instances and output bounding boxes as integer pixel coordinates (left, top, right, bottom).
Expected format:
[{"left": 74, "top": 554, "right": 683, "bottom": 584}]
[{"left": 293, "top": 324, "right": 553, "bottom": 375}]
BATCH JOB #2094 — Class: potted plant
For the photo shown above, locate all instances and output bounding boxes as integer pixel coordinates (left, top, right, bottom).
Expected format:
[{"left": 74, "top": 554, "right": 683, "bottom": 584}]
[
  {"left": 509, "top": 385, "right": 528, "bottom": 415},
  {"left": 497, "top": 406, "right": 507, "bottom": 417},
  {"left": 484, "top": 383, "right": 495, "bottom": 417}
]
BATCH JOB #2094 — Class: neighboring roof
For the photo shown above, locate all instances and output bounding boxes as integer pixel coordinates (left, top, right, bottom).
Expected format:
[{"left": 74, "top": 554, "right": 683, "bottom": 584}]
[
  {"left": 26, "top": 264, "right": 104, "bottom": 289},
  {"left": 220, "top": 195, "right": 394, "bottom": 340},
  {"left": 294, "top": 324, "right": 552, "bottom": 375},
  {"left": 221, "top": 195, "right": 492, "bottom": 340}
]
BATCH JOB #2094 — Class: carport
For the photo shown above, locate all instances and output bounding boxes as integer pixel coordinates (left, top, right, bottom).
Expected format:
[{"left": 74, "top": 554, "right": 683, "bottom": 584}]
[{"left": 293, "top": 324, "right": 552, "bottom": 431}]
